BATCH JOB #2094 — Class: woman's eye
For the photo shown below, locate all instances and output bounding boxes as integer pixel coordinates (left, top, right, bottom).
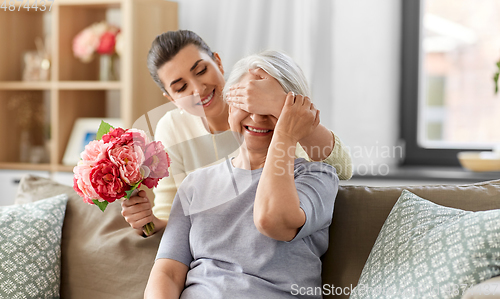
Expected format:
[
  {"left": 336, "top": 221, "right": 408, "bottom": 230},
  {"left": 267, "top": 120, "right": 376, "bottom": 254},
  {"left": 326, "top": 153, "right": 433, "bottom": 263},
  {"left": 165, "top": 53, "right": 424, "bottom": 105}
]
[
  {"left": 177, "top": 84, "right": 187, "bottom": 93},
  {"left": 196, "top": 67, "right": 207, "bottom": 75}
]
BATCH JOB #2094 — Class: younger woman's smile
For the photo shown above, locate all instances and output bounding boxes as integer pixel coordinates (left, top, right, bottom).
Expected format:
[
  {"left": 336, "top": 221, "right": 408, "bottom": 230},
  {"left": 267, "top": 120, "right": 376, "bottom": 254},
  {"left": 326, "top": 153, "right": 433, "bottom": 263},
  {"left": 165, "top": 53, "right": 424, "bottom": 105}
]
[{"left": 200, "top": 89, "right": 215, "bottom": 107}]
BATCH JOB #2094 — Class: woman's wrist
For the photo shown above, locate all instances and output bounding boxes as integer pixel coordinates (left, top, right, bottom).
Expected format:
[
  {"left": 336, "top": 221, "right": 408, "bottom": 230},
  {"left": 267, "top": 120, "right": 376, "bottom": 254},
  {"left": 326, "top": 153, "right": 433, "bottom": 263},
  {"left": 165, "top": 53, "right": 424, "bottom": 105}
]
[
  {"left": 298, "top": 124, "right": 334, "bottom": 161},
  {"left": 140, "top": 215, "right": 168, "bottom": 238},
  {"left": 152, "top": 216, "right": 168, "bottom": 234}
]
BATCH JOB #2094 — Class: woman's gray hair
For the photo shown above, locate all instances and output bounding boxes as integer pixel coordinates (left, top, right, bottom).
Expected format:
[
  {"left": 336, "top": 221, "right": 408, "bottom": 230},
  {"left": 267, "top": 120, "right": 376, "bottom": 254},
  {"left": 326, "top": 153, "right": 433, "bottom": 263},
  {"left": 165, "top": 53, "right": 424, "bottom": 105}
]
[{"left": 223, "top": 50, "right": 311, "bottom": 100}]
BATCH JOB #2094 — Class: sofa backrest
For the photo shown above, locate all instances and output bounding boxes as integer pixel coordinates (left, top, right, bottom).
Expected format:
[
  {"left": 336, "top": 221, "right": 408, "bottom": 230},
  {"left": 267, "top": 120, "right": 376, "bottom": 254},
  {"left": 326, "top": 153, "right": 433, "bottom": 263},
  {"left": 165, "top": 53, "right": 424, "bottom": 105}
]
[{"left": 321, "top": 180, "right": 500, "bottom": 299}]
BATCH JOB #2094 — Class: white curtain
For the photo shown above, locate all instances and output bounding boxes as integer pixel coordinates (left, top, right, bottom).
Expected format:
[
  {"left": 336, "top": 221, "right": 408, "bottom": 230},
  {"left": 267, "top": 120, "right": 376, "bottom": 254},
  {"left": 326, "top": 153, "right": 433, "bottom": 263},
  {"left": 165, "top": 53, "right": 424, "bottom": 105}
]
[{"left": 177, "top": 0, "right": 335, "bottom": 130}]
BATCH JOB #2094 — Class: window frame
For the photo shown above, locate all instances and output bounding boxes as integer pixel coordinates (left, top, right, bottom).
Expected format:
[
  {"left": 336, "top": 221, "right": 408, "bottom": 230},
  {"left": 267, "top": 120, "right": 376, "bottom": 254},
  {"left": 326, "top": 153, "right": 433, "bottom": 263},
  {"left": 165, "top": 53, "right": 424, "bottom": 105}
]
[{"left": 400, "top": 0, "right": 484, "bottom": 167}]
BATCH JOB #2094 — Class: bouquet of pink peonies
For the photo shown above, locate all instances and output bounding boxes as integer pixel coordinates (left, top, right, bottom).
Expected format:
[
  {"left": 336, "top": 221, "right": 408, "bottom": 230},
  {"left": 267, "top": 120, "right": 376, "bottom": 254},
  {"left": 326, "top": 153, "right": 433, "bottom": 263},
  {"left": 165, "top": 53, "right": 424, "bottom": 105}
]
[{"left": 72, "top": 121, "right": 170, "bottom": 235}]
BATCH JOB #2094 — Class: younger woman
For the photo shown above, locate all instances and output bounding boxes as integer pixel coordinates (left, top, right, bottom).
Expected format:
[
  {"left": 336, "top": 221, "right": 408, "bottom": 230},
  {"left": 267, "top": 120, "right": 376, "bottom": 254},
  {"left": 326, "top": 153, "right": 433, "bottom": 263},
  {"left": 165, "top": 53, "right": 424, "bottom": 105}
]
[{"left": 121, "top": 30, "right": 351, "bottom": 236}]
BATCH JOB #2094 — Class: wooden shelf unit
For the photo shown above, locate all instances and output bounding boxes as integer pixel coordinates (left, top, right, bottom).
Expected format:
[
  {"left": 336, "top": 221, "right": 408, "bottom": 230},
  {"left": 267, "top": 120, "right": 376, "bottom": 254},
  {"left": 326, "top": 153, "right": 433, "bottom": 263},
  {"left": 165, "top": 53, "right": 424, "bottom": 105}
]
[{"left": 0, "top": 0, "right": 178, "bottom": 172}]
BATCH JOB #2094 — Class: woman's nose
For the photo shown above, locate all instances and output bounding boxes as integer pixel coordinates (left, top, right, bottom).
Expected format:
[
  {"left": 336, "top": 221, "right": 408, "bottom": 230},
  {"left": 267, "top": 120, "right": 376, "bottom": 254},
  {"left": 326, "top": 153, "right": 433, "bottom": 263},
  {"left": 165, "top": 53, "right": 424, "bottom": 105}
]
[
  {"left": 191, "top": 79, "right": 205, "bottom": 96},
  {"left": 250, "top": 114, "right": 268, "bottom": 123}
]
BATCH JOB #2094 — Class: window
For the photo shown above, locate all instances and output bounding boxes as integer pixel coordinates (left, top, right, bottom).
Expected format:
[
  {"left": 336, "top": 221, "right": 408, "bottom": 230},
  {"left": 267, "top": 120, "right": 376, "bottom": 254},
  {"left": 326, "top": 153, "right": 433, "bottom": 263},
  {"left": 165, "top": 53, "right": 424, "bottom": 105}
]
[{"left": 401, "top": 0, "right": 500, "bottom": 166}]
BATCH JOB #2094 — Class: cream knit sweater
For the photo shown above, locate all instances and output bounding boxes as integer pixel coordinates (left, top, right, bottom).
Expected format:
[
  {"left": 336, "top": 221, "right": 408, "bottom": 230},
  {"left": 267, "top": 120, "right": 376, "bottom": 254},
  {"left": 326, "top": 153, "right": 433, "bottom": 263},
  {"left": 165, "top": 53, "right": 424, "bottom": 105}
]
[{"left": 153, "top": 108, "right": 352, "bottom": 220}]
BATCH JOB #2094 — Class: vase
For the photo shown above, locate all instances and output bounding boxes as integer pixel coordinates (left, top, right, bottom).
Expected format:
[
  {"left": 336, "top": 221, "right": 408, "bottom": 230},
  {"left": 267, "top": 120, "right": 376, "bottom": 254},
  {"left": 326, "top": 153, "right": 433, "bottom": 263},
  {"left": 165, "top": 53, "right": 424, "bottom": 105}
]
[
  {"left": 99, "top": 54, "right": 119, "bottom": 81},
  {"left": 19, "top": 129, "right": 30, "bottom": 163}
]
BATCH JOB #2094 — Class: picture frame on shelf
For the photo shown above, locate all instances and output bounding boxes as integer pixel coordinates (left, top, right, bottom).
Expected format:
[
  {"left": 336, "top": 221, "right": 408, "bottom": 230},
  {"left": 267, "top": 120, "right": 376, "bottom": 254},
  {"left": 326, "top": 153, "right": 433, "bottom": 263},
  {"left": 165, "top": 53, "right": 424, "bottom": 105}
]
[{"left": 63, "top": 118, "right": 123, "bottom": 166}]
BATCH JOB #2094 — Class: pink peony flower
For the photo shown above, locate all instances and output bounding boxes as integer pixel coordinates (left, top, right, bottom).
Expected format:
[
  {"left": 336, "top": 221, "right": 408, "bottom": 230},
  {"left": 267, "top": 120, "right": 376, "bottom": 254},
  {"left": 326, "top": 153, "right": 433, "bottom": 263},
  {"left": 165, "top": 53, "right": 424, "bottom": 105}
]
[
  {"left": 108, "top": 144, "right": 145, "bottom": 185},
  {"left": 80, "top": 139, "right": 109, "bottom": 166},
  {"left": 102, "top": 127, "right": 126, "bottom": 144},
  {"left": 97, "top": 31, "right": 116, "bottom": 55},
  {"left": 90, "top": 159, "right": 128, "bottom": 203},
  {"left": 108, "top": 128, "right": 149, "bottom": 150},
  {"left": 73, "top": 177, "right": 85, "bottom": 200},
  {"left": 73, "top": 163, "right": 100, "bottom": 204},
  {"left": 142, "top": 177, "right": 160, "bottom": 189},
  {"left": 128, "top": 129, "right": 150, "bottom": 150},
  {"left": 72, "top": 27, "right": 100, "bottom": 63},
  {"left": 143, "top": 141, "right": 171, "bottom": 179}
]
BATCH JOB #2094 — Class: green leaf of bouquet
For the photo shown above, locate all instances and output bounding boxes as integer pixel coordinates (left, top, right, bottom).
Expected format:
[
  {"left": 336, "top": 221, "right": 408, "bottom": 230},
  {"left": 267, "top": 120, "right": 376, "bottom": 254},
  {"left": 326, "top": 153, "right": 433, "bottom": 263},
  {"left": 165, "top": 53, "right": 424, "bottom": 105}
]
[
  {"left": 125, "top": 189, "right": 135, "bottom": 199},
  {"left": 92, "top": 199, "right": 109, "bottom": 212},
  {"left": 125, "top": 181, "right": 142, "bottom": 199},
  {"left": 96, "top": 121, "right": 114, "bottom": 140}
]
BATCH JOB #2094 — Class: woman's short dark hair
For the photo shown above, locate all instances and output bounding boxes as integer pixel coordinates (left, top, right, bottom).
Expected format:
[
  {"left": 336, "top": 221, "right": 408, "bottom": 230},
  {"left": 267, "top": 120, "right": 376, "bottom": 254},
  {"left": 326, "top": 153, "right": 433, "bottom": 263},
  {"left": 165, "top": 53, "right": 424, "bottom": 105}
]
[{"left": 147, "top": 30, "right": 215, "bottom": 94}]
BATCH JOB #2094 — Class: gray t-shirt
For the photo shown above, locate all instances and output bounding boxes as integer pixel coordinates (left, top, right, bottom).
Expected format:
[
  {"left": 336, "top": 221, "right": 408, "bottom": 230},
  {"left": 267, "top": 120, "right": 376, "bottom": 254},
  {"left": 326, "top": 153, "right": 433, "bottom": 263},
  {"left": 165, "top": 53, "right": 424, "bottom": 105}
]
[{"left": 156, "top": 158, "right": 339, "bottom": 299}]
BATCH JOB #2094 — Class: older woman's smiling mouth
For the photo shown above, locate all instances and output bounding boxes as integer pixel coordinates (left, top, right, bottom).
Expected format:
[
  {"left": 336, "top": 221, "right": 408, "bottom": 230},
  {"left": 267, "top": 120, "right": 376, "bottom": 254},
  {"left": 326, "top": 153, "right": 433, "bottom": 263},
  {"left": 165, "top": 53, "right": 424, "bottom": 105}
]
[{"left": 244, "top": 125, "right": 273, "bottom": 136}]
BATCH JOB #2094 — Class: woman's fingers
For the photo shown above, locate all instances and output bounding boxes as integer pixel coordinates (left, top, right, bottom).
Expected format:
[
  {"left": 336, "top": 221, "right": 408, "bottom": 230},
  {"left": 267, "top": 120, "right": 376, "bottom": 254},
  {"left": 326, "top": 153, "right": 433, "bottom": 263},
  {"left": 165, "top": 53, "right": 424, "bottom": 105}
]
[
  {"left": 122, "top": 201, "right": 151, "bottom": 217},
  {"left": 227, "top": 100, "right": 248, "bottom": 113},
  {"left": 125, "top": 208, "right": 153, "bottom": 230},
  {"left": 122, "top": 203, "right": 153, "bottom": 230},
  {"left": 226, "top": 86, "right": 247, "bottom": 98},
  {"left": 284, "top": 91, "right": 295, "bottom": 106},
  {"left": 120, "top": 190, "right": 154, "bottom": 230},
  {"left": 287, "top": 94, "right": 310, "bottom": 107},
  {"left": 122, "top": 193, "right": 148, "bottom": 207},
  {"left": 229, "top": 83, "right": 241, "bottom": 90},
  {"left": 304, "top": 96, "right": 311, "bottom": 107},
  {"left": 295, "top": 94, "right": 305, "bottom": 106}
]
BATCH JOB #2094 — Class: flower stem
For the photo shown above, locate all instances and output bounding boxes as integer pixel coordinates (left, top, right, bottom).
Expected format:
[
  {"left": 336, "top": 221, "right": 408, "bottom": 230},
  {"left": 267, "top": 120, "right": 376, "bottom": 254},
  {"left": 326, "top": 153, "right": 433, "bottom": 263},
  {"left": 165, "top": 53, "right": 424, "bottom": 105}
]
[{"left": 143, "top": 222, "right": 155, "bottom": 236}]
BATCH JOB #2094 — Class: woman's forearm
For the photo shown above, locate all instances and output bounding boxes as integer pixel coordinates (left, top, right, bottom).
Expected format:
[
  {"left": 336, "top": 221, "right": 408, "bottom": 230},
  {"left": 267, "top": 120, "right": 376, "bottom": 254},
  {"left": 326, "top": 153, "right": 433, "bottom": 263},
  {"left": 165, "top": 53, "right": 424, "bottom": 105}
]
[
  {"left": 298, "top": 124, "right": 334, "bottom": 161},
  {"left": 144, "top": 274, "right": 181, "bottom": 299},
  {"left": 254, "top": 133, "right": 306, "bottom": 241},
  {"left": 144, "top": 260, "right": 187, "bottom": 299}
]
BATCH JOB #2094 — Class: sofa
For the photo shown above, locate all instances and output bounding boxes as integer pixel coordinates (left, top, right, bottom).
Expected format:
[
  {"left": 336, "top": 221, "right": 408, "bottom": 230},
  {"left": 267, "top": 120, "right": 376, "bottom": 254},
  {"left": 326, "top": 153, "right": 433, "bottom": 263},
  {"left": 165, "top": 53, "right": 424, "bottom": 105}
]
[{"left": 13, "top": 175, "right": 500, "bottom": 299}]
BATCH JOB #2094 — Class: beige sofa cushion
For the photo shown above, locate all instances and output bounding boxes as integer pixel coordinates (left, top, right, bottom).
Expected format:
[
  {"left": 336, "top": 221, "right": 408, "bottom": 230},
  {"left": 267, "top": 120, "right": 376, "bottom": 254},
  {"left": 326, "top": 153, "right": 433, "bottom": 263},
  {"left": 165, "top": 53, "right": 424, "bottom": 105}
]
[
  {"left": 322, "top": 179, "right": 500, "bottom": 299},
  {"left": 16, "top": 175, "right": 162, "bottom": 299}
]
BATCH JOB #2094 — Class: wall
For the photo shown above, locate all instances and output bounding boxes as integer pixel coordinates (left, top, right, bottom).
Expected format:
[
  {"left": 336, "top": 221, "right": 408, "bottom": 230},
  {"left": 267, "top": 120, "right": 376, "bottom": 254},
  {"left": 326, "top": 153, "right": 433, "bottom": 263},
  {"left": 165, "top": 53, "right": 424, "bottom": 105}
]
[
  {"left": 331, "top": 0, "right": 402, "bottom": 174},
  {"left": 177, "top": 0, "right": 402, "bottom": 175}
]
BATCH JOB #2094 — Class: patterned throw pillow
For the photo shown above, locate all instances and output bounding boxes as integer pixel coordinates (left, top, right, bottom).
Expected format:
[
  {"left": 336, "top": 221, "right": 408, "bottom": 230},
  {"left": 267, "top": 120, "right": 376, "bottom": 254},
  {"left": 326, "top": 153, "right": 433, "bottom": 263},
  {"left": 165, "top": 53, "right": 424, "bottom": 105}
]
[
  {"left": 350, "top": 190, "right": 500, "bottom": 299},
  {"left": 0, "top": 194, "right": 68, "bottom": 299}
]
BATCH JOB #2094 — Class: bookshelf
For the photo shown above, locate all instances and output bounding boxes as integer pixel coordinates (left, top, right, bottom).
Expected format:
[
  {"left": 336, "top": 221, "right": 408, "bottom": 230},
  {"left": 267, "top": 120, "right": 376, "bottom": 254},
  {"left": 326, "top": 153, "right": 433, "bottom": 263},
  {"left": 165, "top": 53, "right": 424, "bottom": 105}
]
[{"left": 0, "top": 0, "right": 178, "bottom": 172}]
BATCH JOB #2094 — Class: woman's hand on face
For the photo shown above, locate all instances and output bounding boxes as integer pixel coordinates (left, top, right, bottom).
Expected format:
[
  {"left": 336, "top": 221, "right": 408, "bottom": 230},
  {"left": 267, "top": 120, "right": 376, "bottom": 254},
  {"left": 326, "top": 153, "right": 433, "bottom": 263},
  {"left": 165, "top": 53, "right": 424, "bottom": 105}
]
[
  {"left": 121, "top": 190, "right": 155, "bottom": 236},
  {"left": 226, "top": 68, "right": 286, "bottom": 118},
  {"left": 228, "top": 105, "right": 250, "bottom": 135},
  {"left": 273, "top": 92, "right": 320, "bottom": 144}
]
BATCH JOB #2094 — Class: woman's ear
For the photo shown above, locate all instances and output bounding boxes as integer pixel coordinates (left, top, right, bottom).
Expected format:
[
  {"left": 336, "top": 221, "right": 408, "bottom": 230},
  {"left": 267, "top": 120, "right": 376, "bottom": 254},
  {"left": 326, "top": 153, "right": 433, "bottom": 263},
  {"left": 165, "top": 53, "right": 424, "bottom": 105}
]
[{"left": 213, "top": 52, "right": 224, "bottom": 75}]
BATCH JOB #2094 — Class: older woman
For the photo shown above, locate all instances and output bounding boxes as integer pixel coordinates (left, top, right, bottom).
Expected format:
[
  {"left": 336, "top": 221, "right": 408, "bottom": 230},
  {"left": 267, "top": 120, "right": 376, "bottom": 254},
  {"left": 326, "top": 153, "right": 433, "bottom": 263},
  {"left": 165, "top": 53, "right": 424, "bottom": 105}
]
[
  {"left": 122, "top": 30, "right": 350, "bottom": 237},
  {"left": 144, "top": 51, "right": 339, "bottom": 299}
]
